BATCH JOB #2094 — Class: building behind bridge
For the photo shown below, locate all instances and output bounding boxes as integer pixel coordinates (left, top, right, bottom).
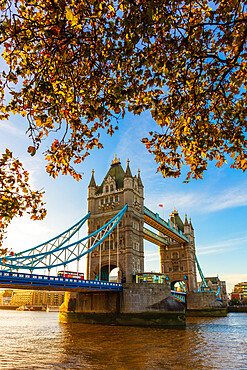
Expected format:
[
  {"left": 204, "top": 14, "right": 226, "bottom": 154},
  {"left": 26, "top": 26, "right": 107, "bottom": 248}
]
[
  {"left": 232, "top": 281, "right": 247, "bottom": 301},
  {"left": 200, "top": 276, "right": 228, "bottom": 304},
  {"left": 0, "top": 290, "right": 65, "bottom": 308}
]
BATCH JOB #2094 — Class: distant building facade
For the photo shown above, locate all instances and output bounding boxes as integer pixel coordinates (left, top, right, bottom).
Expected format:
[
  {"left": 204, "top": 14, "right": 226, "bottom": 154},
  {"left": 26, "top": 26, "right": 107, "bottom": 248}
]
[
  {"left": 233, "top": 282, "right": 247, "bottom": 300},
  {"left": 11, "top": 290, "right": 33, "bottom": 306},
  {"left": 10, "top": 290, "right": 65, "bottom": 307},
  {"left": 32, "top": 291, "right": 65, "bottom": 306},
  {"left": 204, "top": 276, "right": 228, "bottom": 304},
  {"left": 0, "top": 290, "right": 12, "bottom": 305}
]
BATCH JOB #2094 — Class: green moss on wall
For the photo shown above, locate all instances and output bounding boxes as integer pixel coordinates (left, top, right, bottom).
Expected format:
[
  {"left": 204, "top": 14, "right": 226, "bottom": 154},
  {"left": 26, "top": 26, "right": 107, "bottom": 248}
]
[
  {"left": 186, "top": 308, "right": 227, "bottom": 317},
  {"left": 59, "top": 311, "right": 186, "bottom": 327}
]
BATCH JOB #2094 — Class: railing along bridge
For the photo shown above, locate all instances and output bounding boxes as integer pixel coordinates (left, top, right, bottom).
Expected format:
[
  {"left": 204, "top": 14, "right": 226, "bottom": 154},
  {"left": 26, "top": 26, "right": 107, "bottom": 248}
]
[{"left": 0, "top": 204, "right": 221, "bottom": 300}]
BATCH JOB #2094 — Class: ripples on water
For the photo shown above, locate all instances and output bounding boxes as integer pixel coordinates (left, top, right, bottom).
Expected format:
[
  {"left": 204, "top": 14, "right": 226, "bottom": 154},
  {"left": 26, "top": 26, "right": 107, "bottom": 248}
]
[{"left": 0, "top": 311, "right": 246, "bottom": 369}]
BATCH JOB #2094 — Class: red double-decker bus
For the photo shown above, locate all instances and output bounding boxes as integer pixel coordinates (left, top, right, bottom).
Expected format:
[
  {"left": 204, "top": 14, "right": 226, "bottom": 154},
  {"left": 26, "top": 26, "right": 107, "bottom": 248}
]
[{"left": 57, "top": 271, "right": 84, "bottom": 279}]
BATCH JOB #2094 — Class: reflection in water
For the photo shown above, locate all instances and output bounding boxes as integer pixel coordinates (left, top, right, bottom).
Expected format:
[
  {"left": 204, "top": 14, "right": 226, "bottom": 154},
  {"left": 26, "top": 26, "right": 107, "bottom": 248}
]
[{"left": 0, "top": 311, "right": 246, "bottom": 369}]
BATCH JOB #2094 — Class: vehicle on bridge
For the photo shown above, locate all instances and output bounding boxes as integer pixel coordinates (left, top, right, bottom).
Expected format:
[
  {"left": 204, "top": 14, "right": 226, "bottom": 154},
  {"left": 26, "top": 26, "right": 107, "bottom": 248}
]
[{"left": 57, "top": 271, "right": 84, "bottom": 279}]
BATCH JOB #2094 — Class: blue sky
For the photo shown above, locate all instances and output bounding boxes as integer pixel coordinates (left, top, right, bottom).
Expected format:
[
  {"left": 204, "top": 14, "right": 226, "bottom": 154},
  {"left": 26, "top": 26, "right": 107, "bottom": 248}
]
[{"left": 1, "top": 110, "right": 247, "bottom": 292}]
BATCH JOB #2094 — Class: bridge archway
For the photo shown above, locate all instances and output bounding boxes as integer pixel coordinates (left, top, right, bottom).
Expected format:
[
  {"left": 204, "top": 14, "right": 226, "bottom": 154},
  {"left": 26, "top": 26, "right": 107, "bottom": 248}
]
[
  {"left": 100, "top": 264, "right": 117, "bottom": 281},
  {"left": 109, "top": 267, "right": 120, "bottom": 282},
  {"left": 171, "top": 280, "right": 187, "bottom": 292}
]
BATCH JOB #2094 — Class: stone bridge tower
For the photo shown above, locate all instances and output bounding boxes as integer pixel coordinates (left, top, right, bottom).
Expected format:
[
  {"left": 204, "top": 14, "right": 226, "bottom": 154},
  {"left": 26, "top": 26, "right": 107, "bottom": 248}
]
[
  {"left": 159, "top": 210, "right": 197, "bottom": 292},
  {"left": 87, "top": 156, "right": 144, "bottom": 283}
]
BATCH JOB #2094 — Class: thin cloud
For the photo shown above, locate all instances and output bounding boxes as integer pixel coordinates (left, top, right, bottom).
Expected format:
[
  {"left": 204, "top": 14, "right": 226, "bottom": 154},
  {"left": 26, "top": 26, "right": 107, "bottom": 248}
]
[
  {"left": 220, "top": 273, "right": 247, "bottom": 292},
  {"left": 3, "top": 215, "right": 52, "bottom": 253},
  {"left": 144, "top": 251, "right": 160, "bottom": 262},
  {"left": 205, "top": 185, "right": 247, "bottom": 212},
  {"left": 145, "top": 182, "right": 247, "bottom": 216},
  {"left": 0, "top": 120, "right": 25, "bottom": 137},
  {"left": 20, "top": 155, "right": 46, "bottom": 189},
  {"left": 197, "top": 235, "right": 247, "bottom": 256}
]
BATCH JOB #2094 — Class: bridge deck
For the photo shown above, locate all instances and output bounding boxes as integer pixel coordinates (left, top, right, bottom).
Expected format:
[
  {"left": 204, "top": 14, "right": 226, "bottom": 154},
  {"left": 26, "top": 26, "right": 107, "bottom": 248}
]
[
  {"left": 143, "top": 227, "right": 169, "bottom": 246},
  {"left": 144, "top": 207, "right": 189, "bottom": 244},
  {"left": 171, "top": 290, "right": 186, "bottom": 303},
  {"left": 0, "top": 271, "right": 122, "bottom": 292}
]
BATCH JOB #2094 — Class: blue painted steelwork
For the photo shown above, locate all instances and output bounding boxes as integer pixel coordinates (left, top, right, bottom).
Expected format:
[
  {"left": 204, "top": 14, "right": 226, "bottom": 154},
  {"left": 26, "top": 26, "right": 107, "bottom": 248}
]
[
  {"left": 171, "top": 290, "right": 186, "bottom": 303},
  {"left": 0, "top": 271, "right": 123, "bottom": 291},
  {"left": 144, "top": 206, "right": 189, "bottom": 243},
  {"left": 0, "top": 205, "right": 127, "bottom": 272},
  {"left": 14, "top": 212, "right": 90, "bottom": 257},
  {"left": 195, "top": 255, "right": 210, "bottom": 292},
  {"left": 215, "top": 285, "right": 221, "bottom": 297},
  {"left": 179, "top": 281, "right": 186, "bottom": 292}
]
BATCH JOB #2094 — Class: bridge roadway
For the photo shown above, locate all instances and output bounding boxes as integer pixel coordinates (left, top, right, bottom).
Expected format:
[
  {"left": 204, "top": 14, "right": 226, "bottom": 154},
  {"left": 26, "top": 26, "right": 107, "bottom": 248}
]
[
  {"left": 0, "top": 271, "right": 122, "bottom": 292},
  {"left": 0, "top": 271, "right": 189, "bottom": 304},
  {"left": 144, "top": 206, "right": 189, "bottom": 244},
  {"left": 171, "top": 290, "right": 186, "bottom": 303}
]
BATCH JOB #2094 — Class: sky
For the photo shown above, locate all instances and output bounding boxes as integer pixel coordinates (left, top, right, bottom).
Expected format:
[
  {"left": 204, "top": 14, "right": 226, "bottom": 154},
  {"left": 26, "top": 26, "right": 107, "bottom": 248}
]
[{"left": 1, "top": 109, "right": 247, "bottom": 292}]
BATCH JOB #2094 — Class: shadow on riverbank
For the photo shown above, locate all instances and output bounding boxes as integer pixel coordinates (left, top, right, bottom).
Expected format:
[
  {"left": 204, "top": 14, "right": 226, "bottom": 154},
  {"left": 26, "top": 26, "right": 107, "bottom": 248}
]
[{"left": 228, "top": 306, "right": 247, "bottom": 313}]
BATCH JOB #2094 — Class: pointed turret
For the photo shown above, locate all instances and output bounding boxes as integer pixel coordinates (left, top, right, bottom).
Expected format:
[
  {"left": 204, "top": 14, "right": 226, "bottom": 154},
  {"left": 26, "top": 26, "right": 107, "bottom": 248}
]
[
  {"left": 124, "top": 158, "right": 133, "bottom": 190},
  {"left": 88, "top": 169, "right": 97, "bottom": 202},
  {"left": 89, "top": 169, "right": 96, "bottom": 188},
  {"left": 187, "top": 217, "right": 195, "bottom": 250},
  {"left": 124, "top": 158, "right": 132, "bottom": 178},
  {"left": 184, "top": 213, "right": 190, "bottom": 235},
  {"left": 137, "top": 168, "right": 143, "bottom": 187}
]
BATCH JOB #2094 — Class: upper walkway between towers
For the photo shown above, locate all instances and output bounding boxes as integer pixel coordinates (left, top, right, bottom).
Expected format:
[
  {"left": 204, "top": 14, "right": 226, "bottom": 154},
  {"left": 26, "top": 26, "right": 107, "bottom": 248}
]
[
  {"left": 143, "top": 227, "right": 169, "bottom": 246},
  {"left": 144, "top": 206, "right": 189, "bottom": 244}
]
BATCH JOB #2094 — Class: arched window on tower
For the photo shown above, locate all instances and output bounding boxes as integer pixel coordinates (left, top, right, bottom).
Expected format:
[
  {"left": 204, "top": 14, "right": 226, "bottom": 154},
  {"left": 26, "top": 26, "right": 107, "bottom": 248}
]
[
  {"left": 105, "top": 185, "right": 109, "bottom": 193},
  {"left": 110, "top": 184, "right": 114, "bottom": 192},
  {"left": 173, "top": 261, "right": 179, "bottom": 272}
]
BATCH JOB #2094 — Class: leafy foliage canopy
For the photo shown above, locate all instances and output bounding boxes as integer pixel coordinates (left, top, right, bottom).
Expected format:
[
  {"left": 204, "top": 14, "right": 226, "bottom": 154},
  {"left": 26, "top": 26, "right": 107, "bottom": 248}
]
[
  {"left": 0, "top": 149, "right": 46, "bottom": 247},
  {"left": 0, "top": 0, "right": 247, "bottom": 181}
]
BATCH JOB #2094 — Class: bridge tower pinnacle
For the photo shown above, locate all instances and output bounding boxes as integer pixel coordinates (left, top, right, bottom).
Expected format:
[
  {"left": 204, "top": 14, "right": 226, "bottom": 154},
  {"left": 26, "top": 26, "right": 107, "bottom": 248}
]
[{"left": 87, "top": 157, "right": 144, "bottom": 283}]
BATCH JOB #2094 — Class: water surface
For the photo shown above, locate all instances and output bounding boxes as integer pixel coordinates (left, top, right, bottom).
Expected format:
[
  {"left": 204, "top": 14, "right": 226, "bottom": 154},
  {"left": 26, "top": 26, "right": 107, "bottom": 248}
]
[{"left": 0, "top": 311, "right": 246, "bottom": 369}]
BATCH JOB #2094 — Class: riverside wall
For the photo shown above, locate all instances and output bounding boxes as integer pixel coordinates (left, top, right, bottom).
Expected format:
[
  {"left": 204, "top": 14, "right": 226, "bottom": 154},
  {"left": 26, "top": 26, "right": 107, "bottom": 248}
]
[
  {"left": 59, "top": 283, "right": 186, "bottom": 327},
  {"left": 186, "top": 292, "right": 227, "bottom": 317}
]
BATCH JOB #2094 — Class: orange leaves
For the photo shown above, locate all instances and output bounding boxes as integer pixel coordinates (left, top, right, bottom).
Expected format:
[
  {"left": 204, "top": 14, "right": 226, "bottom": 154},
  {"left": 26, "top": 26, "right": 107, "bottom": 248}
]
[
  {"left": 114, "top": 107, "right": 121, "bottom": 114},
  {"left": 107, "top": 125, "right": 115, "bottom": 136},
  {"left": 0, "top": 149, "right": 46, "bottom": 247},
  {"left": 0, "top": 0, "right": 247, "bottom": 182},
  {"left": 27, "top": 146, "right": 36, "bottom": 156}
]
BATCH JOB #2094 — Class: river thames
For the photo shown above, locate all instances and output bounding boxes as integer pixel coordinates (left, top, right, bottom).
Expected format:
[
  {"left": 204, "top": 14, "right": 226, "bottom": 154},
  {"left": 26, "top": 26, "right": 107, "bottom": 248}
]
[{"left": 0, "top": 311, "right": 246, "bottom": 369}]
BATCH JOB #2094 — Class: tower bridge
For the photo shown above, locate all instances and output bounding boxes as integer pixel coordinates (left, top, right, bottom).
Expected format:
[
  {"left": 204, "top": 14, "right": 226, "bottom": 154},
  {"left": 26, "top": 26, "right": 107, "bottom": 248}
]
[
  {"left": 87, "top": 155, "right": 197, "bottom": 293},
  {"left": 0, "top": 156, "right": 227, "bottom": 326}
]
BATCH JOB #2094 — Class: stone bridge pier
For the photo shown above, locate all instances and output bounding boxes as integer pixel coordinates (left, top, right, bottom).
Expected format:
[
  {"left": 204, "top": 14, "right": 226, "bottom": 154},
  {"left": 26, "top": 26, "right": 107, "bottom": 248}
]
[{"left": 59, "top": 283, "right": 186, "bottom": 327}]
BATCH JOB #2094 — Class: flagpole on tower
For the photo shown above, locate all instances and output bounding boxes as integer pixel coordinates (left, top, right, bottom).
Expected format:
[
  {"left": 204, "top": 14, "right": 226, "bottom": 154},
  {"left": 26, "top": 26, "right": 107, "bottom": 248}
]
[{"left": 158, "top": 204, "right": 164, "bottom": 219}]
